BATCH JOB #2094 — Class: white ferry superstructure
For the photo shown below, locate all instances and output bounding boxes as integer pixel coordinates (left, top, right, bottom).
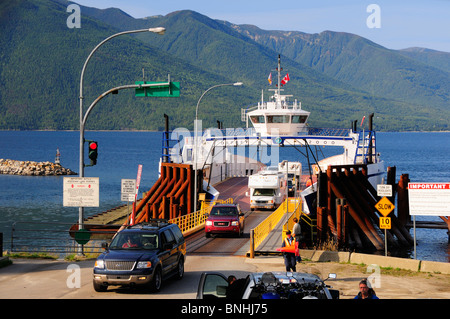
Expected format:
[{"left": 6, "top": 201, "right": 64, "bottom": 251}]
[{"left": 168, "top": 55, "right": 385, "bottom": 191}]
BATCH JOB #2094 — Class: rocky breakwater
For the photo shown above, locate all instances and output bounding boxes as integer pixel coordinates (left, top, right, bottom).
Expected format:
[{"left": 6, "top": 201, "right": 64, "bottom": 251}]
[{"left": 0, "top": 159, "right": 76, "bottom": 176}]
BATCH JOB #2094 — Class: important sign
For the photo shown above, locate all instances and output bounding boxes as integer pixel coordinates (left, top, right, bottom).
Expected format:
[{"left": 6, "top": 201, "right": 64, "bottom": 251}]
[
  {"left": 379, "top": 217, "right": 391, "bottom": 229},
  {"left": 63, "top": 177, "right": 99, "bottom": 207},
  {"left": 408, "top": 183, "right": 450, "bottom": 216},
  {"left": 375, "top": 196, "right": 395, "bottom": 217}
]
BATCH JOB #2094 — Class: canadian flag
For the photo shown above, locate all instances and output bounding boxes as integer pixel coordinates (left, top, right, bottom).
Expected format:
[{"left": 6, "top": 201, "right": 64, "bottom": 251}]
[{"left": 281, "top": 73, "right": 290, "bottom": 86}]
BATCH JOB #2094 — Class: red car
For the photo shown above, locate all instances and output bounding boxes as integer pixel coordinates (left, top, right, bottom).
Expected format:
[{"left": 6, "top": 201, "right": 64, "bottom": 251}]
[{"left": 205, "top": 204, "right": 245, "bottom": 238}]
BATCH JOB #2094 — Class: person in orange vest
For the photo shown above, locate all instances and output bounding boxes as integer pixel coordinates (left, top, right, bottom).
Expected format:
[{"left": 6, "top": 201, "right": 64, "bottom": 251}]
[{"left": 282, "top": 230, "right": 296, "bottom": 272}]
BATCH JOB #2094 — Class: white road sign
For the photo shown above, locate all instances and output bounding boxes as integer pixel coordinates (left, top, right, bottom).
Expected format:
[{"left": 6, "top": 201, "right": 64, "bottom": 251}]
[
  {"left": 63, "top": 177, "right": 99, "bottom": 207},
  {"left": 408, "top": 183, "right": 450, "bottom": 216},
  {"left": 377, "top": 184, "right": 392, "bottom": 197},
  {"left": 121, "top": 179, "right": 136, "bottom": 202}
]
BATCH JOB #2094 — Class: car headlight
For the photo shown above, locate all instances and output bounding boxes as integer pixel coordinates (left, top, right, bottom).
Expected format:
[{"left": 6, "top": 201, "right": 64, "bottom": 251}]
[
  {"left": 206, "top": 221, "right": 213, "bottom": 226},
  {"left": 136, "top": 261, "right": 152, "bottom": 269},
  {"left": 231, "top": 221, "right": 239, "bottom": 226},
  {"left": 94, "top": 259, "right": 105, "bottom": 269}
]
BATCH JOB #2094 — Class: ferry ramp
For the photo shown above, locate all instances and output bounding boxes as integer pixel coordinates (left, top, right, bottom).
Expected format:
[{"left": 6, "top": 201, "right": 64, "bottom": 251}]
[{"left": 186, "top": 176, "right": 275, "bottom": 256}]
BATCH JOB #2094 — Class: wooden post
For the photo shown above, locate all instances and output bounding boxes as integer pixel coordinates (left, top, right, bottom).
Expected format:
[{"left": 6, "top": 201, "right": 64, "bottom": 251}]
[
  {"left": 336, "top": 201, "right": 342, "bottom": 246},
  {"left": 249, "top": 229, "right": 255, "bottom": 258},
  {"left": 152, "top": 203, "right": 157, "bottom": 219},
  {"left": 316, "top": 206, "right": 327, "bottom": 242},
  {"left": 397, "top": 174, "right": 410, "bottom": 227},
  {"left": 330, "top": 181, "right": 384, "bottom": 250},
  {"left": 343, "top": 204, "right": 348, "bottom": 245},
  {"left": 386, "top": 166, "right": 397, "bottom": 203}
]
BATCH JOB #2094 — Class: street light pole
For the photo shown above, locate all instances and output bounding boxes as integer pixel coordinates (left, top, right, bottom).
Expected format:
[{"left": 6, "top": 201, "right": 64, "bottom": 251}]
[
  {"left": 193, "top": 82, "right": 243, "bottom": 212},
  {"left": 77, "top": 27, "right": 165, "bottom": 240}
]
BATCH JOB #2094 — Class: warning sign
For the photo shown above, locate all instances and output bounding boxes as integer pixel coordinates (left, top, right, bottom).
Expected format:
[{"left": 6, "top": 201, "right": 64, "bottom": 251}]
[
  {"left": 408, "top": 183, "right": 450, "bottom": 216},
  {"left": 379, "top": 217, "right": 391, "bottom": 229},
  {"left": 375, "top": 196, "right": 395, "bottom": 217},
  {"left": 63, "top": 177, "right": 99, "bottom": 207}
]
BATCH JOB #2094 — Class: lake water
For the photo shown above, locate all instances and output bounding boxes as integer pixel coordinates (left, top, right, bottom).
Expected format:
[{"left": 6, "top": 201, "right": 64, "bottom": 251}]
[{"left": 0, "top": 130, "right": 449, "bottom": 262}]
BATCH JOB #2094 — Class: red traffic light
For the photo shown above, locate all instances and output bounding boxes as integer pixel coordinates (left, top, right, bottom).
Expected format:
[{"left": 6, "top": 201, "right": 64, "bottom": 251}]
[{"left": 89, "top": 142, "right": 98, "bottom": 150}]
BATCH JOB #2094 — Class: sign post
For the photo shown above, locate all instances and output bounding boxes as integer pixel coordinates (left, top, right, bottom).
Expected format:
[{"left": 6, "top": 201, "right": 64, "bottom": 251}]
[
  {"left": 130, "top": 165, "right": 143, "bottom": 225},
  {"left": 375, "top": 196, "right": 395, "bottom": 256}
]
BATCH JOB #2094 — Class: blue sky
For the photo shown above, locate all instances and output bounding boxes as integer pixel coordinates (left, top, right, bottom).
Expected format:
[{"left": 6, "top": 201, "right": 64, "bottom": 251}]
[{"left": 73, "top": 0, "right": 450, "bottom": 52}]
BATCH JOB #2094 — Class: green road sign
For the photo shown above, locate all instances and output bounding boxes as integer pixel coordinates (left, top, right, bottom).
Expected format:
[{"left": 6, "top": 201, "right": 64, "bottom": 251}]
[
  {"left": 74, "top": 229, "right": 91, "bottom": 245},
  {"left": 135, "top": 81, "right": 180, "bottom": 97}
]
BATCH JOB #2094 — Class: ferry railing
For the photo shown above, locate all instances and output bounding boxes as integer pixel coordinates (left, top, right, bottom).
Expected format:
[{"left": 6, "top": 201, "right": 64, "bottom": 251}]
[
  {"left": 354, "top": 130, "right": 377, "bottom": 164},
  {"left": 249, "top": 198, "right": 301, "bottom": 257},
  {"left": 300, "top": 213, "right": 317, "bottom": 244}
]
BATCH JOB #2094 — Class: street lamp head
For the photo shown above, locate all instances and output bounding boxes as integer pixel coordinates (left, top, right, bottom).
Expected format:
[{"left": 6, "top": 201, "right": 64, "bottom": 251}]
[
  {"left": 148, "top": 27, "right": 166, "bottom": 35},
  {"left": 233, "top": 82, "right": 243, "bottom": 86}
]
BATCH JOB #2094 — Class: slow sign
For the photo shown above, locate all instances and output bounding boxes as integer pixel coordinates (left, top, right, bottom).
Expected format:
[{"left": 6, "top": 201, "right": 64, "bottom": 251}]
[{"left": 375, "top": 196, "right": 395, "bottom": 217}]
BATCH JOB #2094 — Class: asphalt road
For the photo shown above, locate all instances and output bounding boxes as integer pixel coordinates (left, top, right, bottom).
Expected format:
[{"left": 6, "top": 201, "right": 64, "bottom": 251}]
[
  {"left": 0, "top": 209, "right": 273, "bottom": 299},
  {"left": 0, "top": 255, "right": 261, "bottom": 299}
]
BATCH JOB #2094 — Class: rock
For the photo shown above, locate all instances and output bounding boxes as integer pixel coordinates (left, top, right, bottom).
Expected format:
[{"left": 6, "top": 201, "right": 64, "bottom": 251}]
[{"left": 0, "top": 159, "right": 77, "bottom": 176}]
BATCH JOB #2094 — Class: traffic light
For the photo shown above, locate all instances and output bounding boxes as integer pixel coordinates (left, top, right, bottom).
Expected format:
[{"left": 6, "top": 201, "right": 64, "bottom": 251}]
[{"left": 88, "top": 141, "right": 98, "bottom": 166}]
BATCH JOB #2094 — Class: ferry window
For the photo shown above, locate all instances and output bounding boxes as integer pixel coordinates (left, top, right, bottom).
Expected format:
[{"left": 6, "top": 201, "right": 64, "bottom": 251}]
[
  {"left": 267, "top": 115, "right": 290, "bottom": 123},
  {"left": 250, "top": 116, "right": 265, "bottom": 123},
  {"left": 292, "top": 115, "right": 307, "bottom": 123}
]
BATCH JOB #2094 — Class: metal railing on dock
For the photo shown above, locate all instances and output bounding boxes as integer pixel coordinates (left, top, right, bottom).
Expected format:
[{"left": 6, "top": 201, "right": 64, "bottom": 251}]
[
  {"left": 7, "top": 221, "right": 118, "bottom": 256},
  {"left": 5, "top": 198, "right": 234, "bottom": 257}
]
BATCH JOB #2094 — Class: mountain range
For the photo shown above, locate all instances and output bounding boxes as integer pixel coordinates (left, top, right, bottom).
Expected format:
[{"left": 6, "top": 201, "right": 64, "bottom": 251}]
[{"left": 0, "top": 0, "right": 449, "bottom": 131}]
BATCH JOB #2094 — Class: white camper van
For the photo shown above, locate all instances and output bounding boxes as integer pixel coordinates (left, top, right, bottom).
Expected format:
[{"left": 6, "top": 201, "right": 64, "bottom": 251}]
[{"left": 248, "top": 167, "right": 286, "bottom": 211}]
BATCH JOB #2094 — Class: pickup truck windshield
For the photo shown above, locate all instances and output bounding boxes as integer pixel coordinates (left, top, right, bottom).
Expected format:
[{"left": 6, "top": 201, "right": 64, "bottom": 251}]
[{"left": 109, "top": 232, "right": 159, "bottom": 250}]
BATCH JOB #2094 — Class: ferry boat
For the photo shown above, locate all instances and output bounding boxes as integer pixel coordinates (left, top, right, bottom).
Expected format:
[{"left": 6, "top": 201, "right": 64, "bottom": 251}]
[{"left": 169, "top": 55, "right": 385, "bottom": 199}]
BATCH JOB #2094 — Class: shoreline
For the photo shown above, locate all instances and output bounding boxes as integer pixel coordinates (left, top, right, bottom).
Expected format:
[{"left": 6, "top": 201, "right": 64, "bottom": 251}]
[{"left": 0, "top": 159, "right": 76, "bottom": 176}]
